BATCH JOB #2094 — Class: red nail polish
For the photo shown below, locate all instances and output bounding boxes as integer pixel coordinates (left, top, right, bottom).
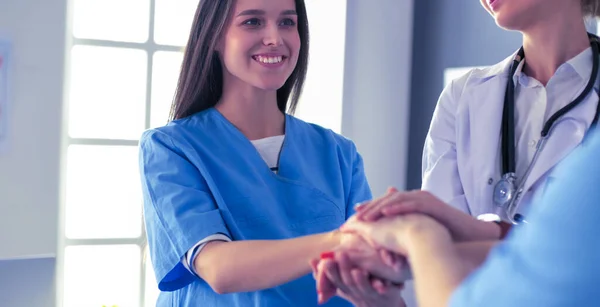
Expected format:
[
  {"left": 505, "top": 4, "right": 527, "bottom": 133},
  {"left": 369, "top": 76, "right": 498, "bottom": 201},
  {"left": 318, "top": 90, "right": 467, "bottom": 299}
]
[{"left": 320, "top": 251, "right": 334, "bottom": 259}]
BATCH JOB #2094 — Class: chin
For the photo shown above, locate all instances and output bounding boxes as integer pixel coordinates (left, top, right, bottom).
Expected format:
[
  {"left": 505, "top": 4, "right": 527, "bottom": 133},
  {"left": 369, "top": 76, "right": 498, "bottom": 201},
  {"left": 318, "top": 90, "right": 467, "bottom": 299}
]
[
  {"left": 492, "top": 10, "right": 530, "bottom": 31},
  {"left": 251, "top": 78, "right": 289, "bottom": 92}
]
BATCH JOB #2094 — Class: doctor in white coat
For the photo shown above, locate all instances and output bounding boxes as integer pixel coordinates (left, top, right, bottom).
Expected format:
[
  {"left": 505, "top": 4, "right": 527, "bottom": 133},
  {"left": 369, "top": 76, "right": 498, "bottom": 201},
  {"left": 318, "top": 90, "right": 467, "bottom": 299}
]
[{"left": 356, "top": 0, "right": 600, "bottom": 237}]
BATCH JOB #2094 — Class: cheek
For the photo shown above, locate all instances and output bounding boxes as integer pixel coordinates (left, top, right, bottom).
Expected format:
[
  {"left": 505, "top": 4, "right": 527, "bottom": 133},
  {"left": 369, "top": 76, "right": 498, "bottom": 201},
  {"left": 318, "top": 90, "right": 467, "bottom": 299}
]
[
  {"left": 222, "top": 38, "right": 251, "bottom": 71},
  {"left": 288, "top": 32, "right": 302, "bottom": 62}
]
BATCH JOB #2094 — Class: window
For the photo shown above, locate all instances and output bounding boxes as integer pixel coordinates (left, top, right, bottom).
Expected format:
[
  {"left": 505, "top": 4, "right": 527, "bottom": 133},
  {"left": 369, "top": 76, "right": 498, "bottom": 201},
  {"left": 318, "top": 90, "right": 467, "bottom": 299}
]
[
  {"left": 60, "top": 0, "right": 194, "bottom": 306},
  {"left": 59, "top": 1, "right": 346, "bottom": 307}
]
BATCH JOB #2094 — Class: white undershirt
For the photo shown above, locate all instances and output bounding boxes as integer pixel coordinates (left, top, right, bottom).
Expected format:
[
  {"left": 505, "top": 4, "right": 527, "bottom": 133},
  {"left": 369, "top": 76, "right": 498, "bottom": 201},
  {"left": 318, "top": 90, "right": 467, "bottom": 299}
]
[
  {"left": 512, "top": 47, "right": 596, "bottom": 182},
  {"left": 181, "top": 135, "right": 286, "bottom": 274}
]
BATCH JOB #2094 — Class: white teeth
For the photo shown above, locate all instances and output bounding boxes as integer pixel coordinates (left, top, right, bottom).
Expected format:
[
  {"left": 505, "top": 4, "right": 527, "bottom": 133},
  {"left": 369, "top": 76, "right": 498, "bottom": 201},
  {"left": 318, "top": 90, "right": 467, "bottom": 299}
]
[{"left": 255, "top": 55, "right": 283, "bottom": 64}]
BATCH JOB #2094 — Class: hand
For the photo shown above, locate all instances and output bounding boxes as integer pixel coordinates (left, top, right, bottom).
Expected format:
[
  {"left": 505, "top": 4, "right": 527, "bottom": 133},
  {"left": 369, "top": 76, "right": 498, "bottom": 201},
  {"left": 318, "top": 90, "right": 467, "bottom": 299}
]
[
  {"left": 312, "top": 252, "right": 406, "bottom": 307},
  {"left": 337, "top": 232, "right": 406, "bottom": 283},
  {"left": 341, "top": 213, "right": 450, "bottom": 255},
  {"left": 355, "top": 189, "right": 498, "bottom": 241}
]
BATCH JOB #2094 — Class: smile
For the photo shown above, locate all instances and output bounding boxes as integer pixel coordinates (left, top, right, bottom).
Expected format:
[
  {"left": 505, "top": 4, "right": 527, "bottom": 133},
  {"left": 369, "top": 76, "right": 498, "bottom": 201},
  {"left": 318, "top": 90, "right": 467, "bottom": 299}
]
[{"left": 252, "top": 55, "right": 286, "bottom": 65}]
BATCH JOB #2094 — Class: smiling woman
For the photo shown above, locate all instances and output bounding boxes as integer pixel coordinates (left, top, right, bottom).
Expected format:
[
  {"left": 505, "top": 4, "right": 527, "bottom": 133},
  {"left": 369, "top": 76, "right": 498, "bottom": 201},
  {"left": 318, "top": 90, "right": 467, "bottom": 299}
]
[{"left": 138, "top": 0, "right": 371, "bottom": 306}]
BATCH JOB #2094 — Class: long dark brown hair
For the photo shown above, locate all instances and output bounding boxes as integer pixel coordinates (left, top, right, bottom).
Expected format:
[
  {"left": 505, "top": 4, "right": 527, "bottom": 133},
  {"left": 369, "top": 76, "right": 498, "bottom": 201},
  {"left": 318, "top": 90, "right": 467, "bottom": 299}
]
[{"left": 169, "top": 0, "right": 310, "bottom": 121}]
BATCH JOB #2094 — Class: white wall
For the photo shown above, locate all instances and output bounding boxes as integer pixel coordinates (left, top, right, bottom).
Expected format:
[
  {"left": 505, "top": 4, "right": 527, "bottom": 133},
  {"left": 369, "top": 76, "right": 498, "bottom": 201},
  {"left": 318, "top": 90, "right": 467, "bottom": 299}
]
[
  {"left": 342, "top": 0, "right": 415, "bottom": 196},
  {"left": 0, "top": 0, "right": 66, "bottom": 260}
]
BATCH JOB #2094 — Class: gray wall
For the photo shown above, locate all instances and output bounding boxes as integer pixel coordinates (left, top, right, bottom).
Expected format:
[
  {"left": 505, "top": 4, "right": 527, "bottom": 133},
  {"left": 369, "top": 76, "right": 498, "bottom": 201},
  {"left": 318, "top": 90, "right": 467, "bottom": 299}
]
[
  {"left": 342, "top": 0, "right": 415, "bottom": 196},
  {"left": 406, "top": 0, "right": 521, "bottom": 189},
  {"left": 0, "top": 258, "right": 56, "bottom": 307}
]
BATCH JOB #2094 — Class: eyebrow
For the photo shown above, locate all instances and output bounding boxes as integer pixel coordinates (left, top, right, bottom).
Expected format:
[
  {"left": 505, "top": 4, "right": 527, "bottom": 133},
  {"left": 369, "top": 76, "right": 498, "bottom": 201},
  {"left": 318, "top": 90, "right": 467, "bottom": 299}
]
[{"left": 236, "top": 9, "right": 297, "bottom": 17}]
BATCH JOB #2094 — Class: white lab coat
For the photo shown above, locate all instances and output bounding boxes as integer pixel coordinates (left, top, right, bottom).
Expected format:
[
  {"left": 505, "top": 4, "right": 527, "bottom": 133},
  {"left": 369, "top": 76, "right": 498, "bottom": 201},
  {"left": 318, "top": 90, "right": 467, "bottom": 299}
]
[{"left": 421, "top": 52, "right": 600, "bottom": 220}]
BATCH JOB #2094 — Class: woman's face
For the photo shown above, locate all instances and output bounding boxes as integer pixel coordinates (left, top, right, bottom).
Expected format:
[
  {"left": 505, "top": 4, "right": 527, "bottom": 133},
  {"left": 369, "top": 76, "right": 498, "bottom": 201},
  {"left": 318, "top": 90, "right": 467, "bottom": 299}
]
[{"left": 218, "top": 0, "right": 301, "bottom": 91}]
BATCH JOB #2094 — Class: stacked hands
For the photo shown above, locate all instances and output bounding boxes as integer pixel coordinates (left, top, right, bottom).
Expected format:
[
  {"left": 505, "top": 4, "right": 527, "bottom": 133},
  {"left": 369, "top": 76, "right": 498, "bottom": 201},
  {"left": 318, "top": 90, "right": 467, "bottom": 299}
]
[{"left": 310, "top": 188, "right": 499, "bottom": 306}]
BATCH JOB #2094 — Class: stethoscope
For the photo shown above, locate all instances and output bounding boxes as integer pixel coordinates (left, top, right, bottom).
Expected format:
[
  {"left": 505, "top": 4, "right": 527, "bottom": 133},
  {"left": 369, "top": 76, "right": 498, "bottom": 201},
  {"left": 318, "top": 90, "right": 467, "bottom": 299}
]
[{"left": 491, "top": 33, "right": 600, "bottom": 225}]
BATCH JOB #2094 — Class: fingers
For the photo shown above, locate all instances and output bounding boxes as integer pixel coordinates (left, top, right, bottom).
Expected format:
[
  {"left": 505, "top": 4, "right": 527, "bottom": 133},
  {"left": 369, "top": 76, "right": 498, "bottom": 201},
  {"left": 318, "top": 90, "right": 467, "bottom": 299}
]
[
  {"left": 351, "top": 269, "right": 374, "bottom": 297},
  {"left": 355, "top": 187, "right": 398, "bottom": 216},
  {"left": 339, "top": 219, "right": 368, "bottom": 235},
  {"left": 316, "top": 259, "right": 337, "bottom": 304},
  {"left": 336, "top": 252, "right": 356, "bottom": 290},
  {"left": 310, "top": 258, "right": 319, "bottom": 279},
  {"left": 381, "top": 200, "right": 419, "bottom": 217},
  {"left": 359, "top": 191, "right": 411, "bottom": 221},
  {"left": 371, "top": 278, "right": 388, "bottom": 295},
  {"left": 354, "top": 187, "right": 396, "bottom": 211},
  {"left": 355, "top": 194, "right": 393, "bottom": 221},
  {"left": 360, "top": 190, "right": 446, "bottom": 222},
  {"left": 379, "top": 249, "right": 395, "bottom": 267}
]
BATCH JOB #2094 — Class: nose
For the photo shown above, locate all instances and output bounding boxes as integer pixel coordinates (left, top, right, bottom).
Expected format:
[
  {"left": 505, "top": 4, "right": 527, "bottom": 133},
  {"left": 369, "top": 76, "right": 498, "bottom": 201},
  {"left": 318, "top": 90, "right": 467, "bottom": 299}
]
[{"left": 262, "top": 24, "right": 283, "bottom": 46}]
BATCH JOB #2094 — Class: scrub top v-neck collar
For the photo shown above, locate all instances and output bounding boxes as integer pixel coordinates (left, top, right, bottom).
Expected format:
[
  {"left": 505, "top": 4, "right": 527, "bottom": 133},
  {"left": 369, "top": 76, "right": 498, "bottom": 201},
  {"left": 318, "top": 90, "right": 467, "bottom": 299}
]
[{"left": 208, "top": 107, "right": 292, "bottom": 178}]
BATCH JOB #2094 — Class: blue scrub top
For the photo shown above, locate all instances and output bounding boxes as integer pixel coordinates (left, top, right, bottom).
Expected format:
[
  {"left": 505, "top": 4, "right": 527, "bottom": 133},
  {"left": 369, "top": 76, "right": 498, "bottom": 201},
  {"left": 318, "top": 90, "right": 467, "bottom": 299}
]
[
  {"left": 139, "top": 108, "right": 372, "bottom": 306},
  {"left": 449, "top": 130, "right": 600, "bottom": 306}
]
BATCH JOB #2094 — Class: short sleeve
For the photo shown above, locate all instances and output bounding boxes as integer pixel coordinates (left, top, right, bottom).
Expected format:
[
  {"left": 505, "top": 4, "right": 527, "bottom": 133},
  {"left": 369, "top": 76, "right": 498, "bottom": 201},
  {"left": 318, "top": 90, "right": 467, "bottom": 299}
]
[
  {"left": 139, "top": 129, "right": 231, "bottom": 291},
  {"left": 346, "top": 143, "right": 373, "bottom": 219}
]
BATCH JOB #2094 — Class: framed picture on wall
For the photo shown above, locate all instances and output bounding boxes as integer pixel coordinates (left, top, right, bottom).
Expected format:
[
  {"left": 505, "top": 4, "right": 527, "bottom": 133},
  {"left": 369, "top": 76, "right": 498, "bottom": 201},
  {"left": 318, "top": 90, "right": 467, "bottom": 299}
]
[{"left": 0, "top": 39, "right": 9, "bottom": 145}]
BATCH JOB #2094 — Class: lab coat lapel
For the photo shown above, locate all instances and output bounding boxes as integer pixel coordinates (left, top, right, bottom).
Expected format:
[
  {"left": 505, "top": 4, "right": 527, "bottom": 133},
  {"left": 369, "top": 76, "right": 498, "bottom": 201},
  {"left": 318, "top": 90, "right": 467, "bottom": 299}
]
[
  {"left": 522, "top": 92, "right": 599, "bottom": 192},
  {"left": 462, "top": 75, "right": 508, "bottom": 190}
]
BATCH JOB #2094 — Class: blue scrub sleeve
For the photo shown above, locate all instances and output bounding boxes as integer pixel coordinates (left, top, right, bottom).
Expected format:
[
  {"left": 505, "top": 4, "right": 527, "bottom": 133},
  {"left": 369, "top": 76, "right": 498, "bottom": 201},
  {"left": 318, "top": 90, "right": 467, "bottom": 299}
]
[
  {"left": 139, "top": 130, "right": 232, "bottom": 291},
  {"left": 346, "top": 144, "right": 372, "bottom": 219},
  {"left": 449, "top": 131, "right": 600, "bottom": 307}
]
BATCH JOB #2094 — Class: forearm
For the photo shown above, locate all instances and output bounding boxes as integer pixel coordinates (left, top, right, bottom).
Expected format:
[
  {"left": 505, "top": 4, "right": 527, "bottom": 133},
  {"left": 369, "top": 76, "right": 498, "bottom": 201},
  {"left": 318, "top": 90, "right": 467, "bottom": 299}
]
[
  {"left": 406, "top": 229, "right": 469, "bottom": 307},
  {"left": 455, "top": 240, "right": 498, "bottom": 272},
  {"left": 195, "top": 231, "right": 340, "bottom": 294}
]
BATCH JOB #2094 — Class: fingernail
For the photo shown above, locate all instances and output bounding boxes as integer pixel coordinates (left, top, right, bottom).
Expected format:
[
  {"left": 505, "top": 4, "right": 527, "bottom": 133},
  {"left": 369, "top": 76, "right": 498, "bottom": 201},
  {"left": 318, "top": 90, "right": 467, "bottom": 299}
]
[
  {"left": 320, "top": 251, "right": 334, "bottom": 259},
  {"left": 382, "top": 252, "right": 394, "bottom": 267},
  {"left": 318, "top": 293, "right": 323, "bottom": 304},
  {"left": 354, "top": 202, "right": 366, "bottom": 210}
]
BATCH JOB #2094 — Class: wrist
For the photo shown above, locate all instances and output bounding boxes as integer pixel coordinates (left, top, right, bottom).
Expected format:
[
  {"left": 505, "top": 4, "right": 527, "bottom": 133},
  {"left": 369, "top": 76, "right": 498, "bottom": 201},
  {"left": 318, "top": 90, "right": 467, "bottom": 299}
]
[
  {"left": 494, "top": 221, "right": 512, "bottom": 239},
  {"left": 325, "top": 228, "right": 343, "bottom": 249},
  {"left": 406, "top": 220, "right": 452, "bottom": 254},
  {"left": 476, "top": 214, "right": 512, "bottom": 240}
]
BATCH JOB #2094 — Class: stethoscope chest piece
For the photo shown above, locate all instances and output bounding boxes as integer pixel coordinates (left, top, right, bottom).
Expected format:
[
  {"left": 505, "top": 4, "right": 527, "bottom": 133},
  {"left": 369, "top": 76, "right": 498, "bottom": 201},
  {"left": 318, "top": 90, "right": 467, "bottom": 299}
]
[{"left": 493, "top": 173, "right": 517, "bottom": 209}]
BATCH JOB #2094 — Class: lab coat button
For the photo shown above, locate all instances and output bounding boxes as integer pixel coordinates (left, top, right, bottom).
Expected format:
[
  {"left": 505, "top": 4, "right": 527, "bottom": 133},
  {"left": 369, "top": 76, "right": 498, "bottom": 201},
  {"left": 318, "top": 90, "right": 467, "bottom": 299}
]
[{"left": 488, "top": 178, "right": 494, "bottom": 185}]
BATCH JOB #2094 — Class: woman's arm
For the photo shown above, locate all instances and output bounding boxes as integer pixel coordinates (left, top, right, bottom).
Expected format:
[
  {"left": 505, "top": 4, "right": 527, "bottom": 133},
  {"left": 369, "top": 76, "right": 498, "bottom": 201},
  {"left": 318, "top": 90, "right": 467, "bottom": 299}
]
[
  {"left": 406, "top": 230, "right": 498, "bottom": 307},
  {"left": 194, "top": 230, "right": 341, "bottom": 294},
  {"left": 405, "top": 226, "right": 468, "bottom": 307},
  {"left": 455, "top": 240, "right": 498, "bottom": 272}
]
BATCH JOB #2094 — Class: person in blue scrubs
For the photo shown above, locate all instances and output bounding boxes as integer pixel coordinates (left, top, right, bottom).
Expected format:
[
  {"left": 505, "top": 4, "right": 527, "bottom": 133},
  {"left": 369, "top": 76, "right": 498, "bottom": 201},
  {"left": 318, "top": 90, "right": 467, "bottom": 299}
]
[
  {"left": 338, "top": 130, "right": 600, "bottom": 306},
  {"left": 138, "top": 0, "right": 400, "bottom": 306}
]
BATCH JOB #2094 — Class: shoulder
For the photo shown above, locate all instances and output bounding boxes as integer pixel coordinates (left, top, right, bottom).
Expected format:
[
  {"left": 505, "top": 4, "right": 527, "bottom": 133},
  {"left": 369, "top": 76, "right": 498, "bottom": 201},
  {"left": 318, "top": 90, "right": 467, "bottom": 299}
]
[
  {"left": 436, "top": 52, "right": 515, "bottom": 111},
  {"left": 287, "top": 115, "right": 358, "bottom": 154},
  {"left": 139, "top": 109, "right": 216, "bottom": 153}
]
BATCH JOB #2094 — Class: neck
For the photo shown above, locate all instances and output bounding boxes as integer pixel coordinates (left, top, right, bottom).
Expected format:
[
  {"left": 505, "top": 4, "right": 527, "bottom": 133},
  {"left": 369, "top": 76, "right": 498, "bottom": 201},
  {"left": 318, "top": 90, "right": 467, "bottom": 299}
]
[
  {"left": 521, "top": 11, "right": 589, "bottom": 86},
  {"left": 216, "top": 78, "right": 285, "bottom": 140}
]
